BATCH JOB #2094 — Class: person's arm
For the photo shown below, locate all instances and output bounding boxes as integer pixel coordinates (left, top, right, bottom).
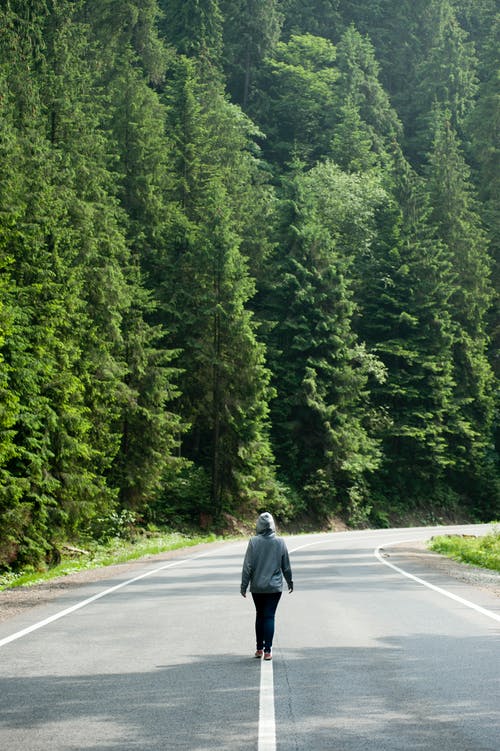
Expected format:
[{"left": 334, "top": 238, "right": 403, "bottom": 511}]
[
  {"left": 240, "top": 540, "right": 253, "bottom": 597},
  {"left": 281, "top": 542, "right": 293, "bottom": 593}
]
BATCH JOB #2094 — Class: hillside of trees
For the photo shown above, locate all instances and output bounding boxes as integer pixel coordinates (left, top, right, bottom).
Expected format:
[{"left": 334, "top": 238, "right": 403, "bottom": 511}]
[{"left": 0, "top": 0, "right": 498, "bottom": 570}]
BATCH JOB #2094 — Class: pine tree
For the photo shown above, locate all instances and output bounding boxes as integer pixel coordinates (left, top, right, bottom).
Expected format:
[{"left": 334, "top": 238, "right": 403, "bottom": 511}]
[
  {"left": 220, "top": 0, "right": 283, "bottom": 107},
  {"left": 426, "top": 111, "right": 498, "bottom": 514},
  {"left": 265, "top": 162, "right": 385, "bottom": 522},
  {"left": 281, "top": 0, "right": 341, "bottom": 40},
  {"left": 159, "top": 0, "right": 224, "bottom": 78},
  {"left": 410, "top": 0, "right": 478, "bottom": 162},
  {"left": 162, "top": 57, "right": 277, "bottom": 516},
  {"left": 83, "top": 0, "right": 184, "bottom": 517},
  {"left": 0, "top": 1, "right": 98, "bottom": 563},
  {"left": 358, "top": 152, "right": 459, "bottom": 511},
  {"left": 0, "top": 66, "right": 24, "bottom": 567},
  {"left": 333, "top": 25, "right": 403, "bottom": 169},
  {"left": 329, "top": 96, "right": 377, "bottom": 173},
  {"left": 467, "top": 14, "right": 500, "bottom": 378}
]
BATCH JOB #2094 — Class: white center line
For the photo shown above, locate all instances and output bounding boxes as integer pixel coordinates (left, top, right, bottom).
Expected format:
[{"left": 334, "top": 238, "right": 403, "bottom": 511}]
[
  {"left": 375, "top": 539, "right": 500, "bottom": 623},
  {"left": 258, "top": 658, "right": 276, "bottom": 751}
]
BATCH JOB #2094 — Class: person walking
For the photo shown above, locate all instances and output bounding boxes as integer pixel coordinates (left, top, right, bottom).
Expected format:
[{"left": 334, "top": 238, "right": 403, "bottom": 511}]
[{"left": 240, "top": 512, "right": 293, "bottom": 660}]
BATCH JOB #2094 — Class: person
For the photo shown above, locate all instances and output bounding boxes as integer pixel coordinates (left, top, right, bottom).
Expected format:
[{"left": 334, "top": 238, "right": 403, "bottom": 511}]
[{"left": 240, "top": 511, "right": 293, "bottom": 660}]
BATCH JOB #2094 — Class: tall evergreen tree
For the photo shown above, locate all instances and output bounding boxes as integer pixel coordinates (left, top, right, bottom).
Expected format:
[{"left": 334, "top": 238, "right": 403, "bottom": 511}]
[
  {"left": 467, "top": 14, "right": 500, "bottom": 377},
  {"left": 0, "top": 0, "right": 103, "bottom": 562},
  {"left": 410, "top": 0, "right": 478, "bottom": 162},
  {"left": 281, "top": 0, "right": 341, "bottom": 40},
  {"left": 333, "top": 25, "right": 403, "bottom": 168},
  {"left": 358, "top": 153, "right": 459, "bottom": 512},
  {"left": 162, "top": 57, "right": 277, "bottom": 516},
  {"left": 220, "top": 0, "right": 283, "bottom": 107},
  {"left": 159, "top": 0, "right": 224, "bottom": 77},
  {"left": 83, "top": 0, "right": 184, "bottom": 516},
  {"left": 0, "top": 66, "right": 24, "bottom": 567},
  {"left": 329, "top": 95, "right": 378, "bottom": 173},
  {"left": 265, "top": 162, "right": 385, "bottom": 522},
  {"left": 426, "top": 111, "right": 497, "bottom": 514}
]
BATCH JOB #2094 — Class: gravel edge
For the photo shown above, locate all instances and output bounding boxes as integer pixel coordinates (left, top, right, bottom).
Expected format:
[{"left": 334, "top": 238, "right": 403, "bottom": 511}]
[
  {"left": 386, "top": 540, "right": 500, "bottom": 598},
  {"left": 1, "top": 537, "right": 498, "bottom": 626},
  {"left": 0, "top": 541, "right": 226, "bottom": 624}
]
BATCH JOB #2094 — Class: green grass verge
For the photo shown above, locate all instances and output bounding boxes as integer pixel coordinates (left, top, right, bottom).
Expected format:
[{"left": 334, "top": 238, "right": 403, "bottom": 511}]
[
  {"left": 0, "top": 531, "right": 222, "bottom": 591},
  {"left": 428, "top": 527, "right": 500, "bottom": 572}
]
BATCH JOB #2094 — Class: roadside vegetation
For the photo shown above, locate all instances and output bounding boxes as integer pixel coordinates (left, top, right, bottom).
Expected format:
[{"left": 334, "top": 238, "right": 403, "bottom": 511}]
[
  {"left": 0, "top": 527, "right": 219, "bottom": 591},
  {"left": 429, "top": 528, "right": 500, "bottom": 572}
]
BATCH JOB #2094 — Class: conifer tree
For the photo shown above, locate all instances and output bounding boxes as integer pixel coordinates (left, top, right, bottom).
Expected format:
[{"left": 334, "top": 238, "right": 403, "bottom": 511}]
[
  {"left": 0, "top": 0, "right": 100, "bottom": 562},
  {"left": 159, "top": 0, "right": 224, "bottom": 77},
  {"left": 220, "top": 0, "right": 283, "bottom": 107},
  {"left": 265, "top": 162, "right": 385, "bottom": 522},
  {"left": 333, "top": 25, "right": 403, "bottom": 168},
  {"left": 83, "top": 0, "right": 184, "bottom": 516},
  {"left": 329, "top": 96, "right": 377, "bottom": 173},
  {"left": 162, "top": 57, "right": 277, "bottom": 516},
  {"left": 358, "top": 153, "right": 459, "bottom": 511},
  {"left": 426, "top": 111, "right": 498, "bottom": 513},
  {"left": 410, "top": 0, "right": 478, "bottom": 162},
  {"left": 281, "top": 0, "right": 341, "bottom": 40},
  {"left": 468, "top": 14, "right": 500, "bottom": 377},
  {"left": 251, "top": 33, "right": 338, "bottom": 167},
  {"left": 0, "top": 67, "right": 24, "bottom": 567}
]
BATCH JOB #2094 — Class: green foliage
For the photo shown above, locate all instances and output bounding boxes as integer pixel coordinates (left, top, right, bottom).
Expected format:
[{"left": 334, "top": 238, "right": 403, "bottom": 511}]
[
  {"left": 0, "top": 528, "right": 219, "bottom": 589},
  {"left": 333, "top": 24, "right": 403, "bottom": 167},
  {"left": 264, "top": 162, "right": 386, "bottom": 516},
  {"left": 221, "top": 0, "right": 283, "bottom": 107},
  {"left": 252, "top": 33, "right": 338, "bottom": 165},
  {"left": 425, "top": 110, "right": 496, "bottom": 510},
  {"left": 410, "top": 0, "right": 479, "bottom": 160},
  {"left": 160, "top": 57, "right": 278, "bottom": 517},
  {"left": 429, "top": 529, "right": 500, "bottom": 571},
  {"left": 0, "top": 0, "right": 498, "bottom": 569}
]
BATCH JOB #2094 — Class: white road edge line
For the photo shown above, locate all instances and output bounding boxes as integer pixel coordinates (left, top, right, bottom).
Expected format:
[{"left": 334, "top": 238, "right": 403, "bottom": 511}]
[
  {"left": 0, "top": 549, "right": 220, "bottom": 649},
  {"left": 375, "top": 539, "right": 500, "bottom": 624},
  {"left": 258, "top": 658, "right": 276, "bottom": 751}
]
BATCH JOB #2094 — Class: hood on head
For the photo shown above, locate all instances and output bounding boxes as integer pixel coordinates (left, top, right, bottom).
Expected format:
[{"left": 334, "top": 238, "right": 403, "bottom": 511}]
[{"left": 256, "top": 512, "right": 276, "bottom": 535}]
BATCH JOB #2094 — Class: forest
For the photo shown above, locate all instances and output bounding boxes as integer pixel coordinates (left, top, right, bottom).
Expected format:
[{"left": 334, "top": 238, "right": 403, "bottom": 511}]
[{"left": 0, "top": 0, "right": 498, "bottom": 571}]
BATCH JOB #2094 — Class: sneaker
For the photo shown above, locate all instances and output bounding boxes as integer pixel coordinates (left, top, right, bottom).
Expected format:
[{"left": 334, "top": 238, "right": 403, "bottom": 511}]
[
  {"left": 254, "top": 650, "right": 263, "bottom": 658},
  {"left": 263, "top": 651, "right": 272, "bottom": 661}
]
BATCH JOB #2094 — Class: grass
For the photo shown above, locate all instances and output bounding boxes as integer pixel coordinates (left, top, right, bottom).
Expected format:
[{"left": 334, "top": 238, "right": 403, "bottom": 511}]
[
  {"left": 428, "top": 527, "right": 500, "bottom": 572},
  {"left": 0, "top": 530, "right": 222, "bottom": 591}
]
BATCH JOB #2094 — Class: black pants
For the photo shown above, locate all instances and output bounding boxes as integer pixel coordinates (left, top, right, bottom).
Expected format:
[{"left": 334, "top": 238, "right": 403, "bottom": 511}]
[{"left": 251, "top": 592, "right": 282, "bottom": 652}]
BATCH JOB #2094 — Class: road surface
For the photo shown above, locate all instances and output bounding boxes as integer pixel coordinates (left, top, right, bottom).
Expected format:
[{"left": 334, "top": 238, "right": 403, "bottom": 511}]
[{"left": 0, "top": 524, "right": 499, "bottom": 750}]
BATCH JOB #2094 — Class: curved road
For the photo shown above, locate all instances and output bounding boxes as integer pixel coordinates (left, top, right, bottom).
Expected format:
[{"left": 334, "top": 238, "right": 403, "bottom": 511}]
[{"left": 0, "top": 524, "right": 498, "bottom": 750}]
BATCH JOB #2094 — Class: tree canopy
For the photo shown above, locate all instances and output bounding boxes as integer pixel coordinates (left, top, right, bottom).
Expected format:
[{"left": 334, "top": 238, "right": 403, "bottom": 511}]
[{"left": 0, "top": 0, "right": 498, "bottom": 569}]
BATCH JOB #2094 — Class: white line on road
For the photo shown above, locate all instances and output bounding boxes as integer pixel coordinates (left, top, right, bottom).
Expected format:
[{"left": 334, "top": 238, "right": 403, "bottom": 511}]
[
  {"left": 0, "top": 549, "right": 221, "bottom": 649},
  {"left": 375, "top": 540, "right": 500, "bottom": 624},
  {"left": 258, "top": 658, "right": 276, "bottom": 751}
]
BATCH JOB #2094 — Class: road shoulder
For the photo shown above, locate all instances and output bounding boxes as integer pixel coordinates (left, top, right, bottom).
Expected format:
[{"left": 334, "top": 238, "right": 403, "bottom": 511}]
[
  {"left": 0, "top": 541, "right": 229, "bottom": 624},
  {"left": 385, "top": 539, "right": 500, "bottom": 598}
]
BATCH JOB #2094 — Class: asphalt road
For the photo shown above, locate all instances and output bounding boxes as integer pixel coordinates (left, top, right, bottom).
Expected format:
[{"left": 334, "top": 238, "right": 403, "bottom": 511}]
[{"left": 0, "top": 524, "right": 499, "bottom": 750}]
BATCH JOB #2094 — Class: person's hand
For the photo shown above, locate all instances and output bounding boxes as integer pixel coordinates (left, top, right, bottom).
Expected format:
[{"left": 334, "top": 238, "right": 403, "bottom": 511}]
[
  {"left": 241, "top": 592, "right": 246, "bottom": 598},
  {"left": 288, "top": 583, "right": 294, "bottom": 593}
]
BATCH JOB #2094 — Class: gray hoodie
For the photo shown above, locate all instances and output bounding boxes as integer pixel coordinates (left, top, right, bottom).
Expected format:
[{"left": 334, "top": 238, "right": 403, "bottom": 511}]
[{"left": 240, "top": 512, "right": 293, "bottom": 595}]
